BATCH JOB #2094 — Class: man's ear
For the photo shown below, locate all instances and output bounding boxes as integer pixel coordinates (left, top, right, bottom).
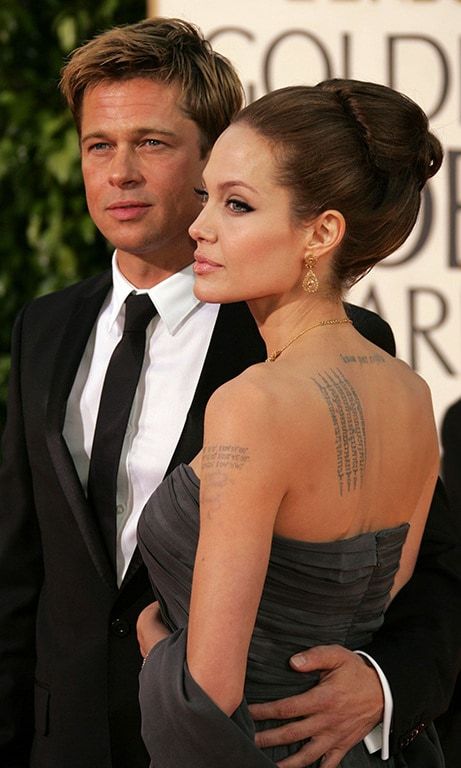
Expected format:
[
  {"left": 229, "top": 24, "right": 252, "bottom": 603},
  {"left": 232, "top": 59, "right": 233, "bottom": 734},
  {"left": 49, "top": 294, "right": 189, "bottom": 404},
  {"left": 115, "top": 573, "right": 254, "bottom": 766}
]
[{"left": 305, "top": 210, "right": 346, "bottom": 257}]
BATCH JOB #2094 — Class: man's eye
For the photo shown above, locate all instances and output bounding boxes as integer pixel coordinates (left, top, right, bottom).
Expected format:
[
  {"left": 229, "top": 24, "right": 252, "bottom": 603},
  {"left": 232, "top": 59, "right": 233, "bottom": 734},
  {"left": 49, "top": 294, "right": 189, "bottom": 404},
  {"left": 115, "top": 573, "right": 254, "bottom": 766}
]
[
  {"left": 143, "top": 139, "right": 162, "bottom": 147},
  {"left": 90, "top": 142, "right": 111, "bottom": 151},
  {"left": 227, "top": 198, "right": 254, "bottom": 213},
  {"left": 194, "top": 187, "right": 209, "bottom": 205}
]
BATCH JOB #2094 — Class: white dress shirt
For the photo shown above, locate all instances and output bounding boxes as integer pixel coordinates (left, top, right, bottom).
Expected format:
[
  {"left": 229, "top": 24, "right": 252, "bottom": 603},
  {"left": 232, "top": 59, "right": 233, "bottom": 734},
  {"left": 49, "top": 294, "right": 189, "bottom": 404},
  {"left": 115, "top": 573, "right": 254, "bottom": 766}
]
[
  {"left": 63, "top": 253, "right": 219, "bottom": 584},
  {"left": 357, "top": 651, "right": 393, "bottom": 759}
]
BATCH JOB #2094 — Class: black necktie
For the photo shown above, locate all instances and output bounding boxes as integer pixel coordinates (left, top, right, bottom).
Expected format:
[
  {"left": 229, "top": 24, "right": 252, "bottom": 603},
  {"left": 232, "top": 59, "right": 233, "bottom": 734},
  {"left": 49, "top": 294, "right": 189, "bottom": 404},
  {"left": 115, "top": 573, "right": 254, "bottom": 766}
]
[{"left": 87, "top": 293, "right": 156, "bottom": 569}]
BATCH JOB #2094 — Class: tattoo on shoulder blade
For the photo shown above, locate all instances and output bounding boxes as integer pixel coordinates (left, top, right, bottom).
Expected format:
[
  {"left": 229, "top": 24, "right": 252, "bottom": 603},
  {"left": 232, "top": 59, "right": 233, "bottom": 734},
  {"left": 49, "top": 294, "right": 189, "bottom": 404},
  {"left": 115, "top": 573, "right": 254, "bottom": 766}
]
[{"left": 311, "top": 369, "right": 366, "bottom": 495}]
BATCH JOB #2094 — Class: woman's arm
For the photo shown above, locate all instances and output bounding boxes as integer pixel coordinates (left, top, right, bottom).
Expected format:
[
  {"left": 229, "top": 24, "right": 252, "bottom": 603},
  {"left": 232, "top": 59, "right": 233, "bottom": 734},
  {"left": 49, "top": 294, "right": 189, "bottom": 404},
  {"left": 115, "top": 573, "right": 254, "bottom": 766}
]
[
  {"left": 187, "top": 375, "right": 285, "bottom": 715},
  {"left": 137, "top": 602, "right": 170, "bottom": 660},
  {"left": 137, "top": 373, "right": 288, "bottom": 766}
]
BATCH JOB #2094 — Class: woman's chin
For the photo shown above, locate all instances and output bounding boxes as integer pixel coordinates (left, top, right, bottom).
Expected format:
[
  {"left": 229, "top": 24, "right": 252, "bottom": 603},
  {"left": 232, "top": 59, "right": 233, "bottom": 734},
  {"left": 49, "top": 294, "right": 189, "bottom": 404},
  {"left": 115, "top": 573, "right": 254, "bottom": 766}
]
[{"left": 193, "top": 281, "right": 228, "bottom": 305}]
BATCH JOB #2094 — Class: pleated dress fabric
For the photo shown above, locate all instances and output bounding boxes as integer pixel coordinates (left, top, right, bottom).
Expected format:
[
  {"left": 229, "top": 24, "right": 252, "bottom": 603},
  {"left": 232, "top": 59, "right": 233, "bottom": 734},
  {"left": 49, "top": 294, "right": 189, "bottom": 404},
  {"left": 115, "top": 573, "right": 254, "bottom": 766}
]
[{"left": 137, "top": 463, "right": 441, "bottom": 768}]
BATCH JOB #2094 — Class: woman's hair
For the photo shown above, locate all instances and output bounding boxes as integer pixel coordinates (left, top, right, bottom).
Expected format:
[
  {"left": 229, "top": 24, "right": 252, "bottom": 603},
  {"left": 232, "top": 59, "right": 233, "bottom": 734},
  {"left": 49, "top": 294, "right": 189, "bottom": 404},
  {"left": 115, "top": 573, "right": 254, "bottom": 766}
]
[
  {"left": 60, "top": 17, "right": 244, "bottom": 157},
  {"left": 233, "top": 79, "right": 443, "bottom": 289}
]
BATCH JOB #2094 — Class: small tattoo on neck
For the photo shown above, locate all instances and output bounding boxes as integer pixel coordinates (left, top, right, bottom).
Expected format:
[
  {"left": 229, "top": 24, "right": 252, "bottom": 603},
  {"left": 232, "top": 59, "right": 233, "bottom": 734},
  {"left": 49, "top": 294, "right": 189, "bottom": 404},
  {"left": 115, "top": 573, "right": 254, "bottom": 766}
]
[{"left": 340, "top": 352, "right": 385, "bottom": 366}]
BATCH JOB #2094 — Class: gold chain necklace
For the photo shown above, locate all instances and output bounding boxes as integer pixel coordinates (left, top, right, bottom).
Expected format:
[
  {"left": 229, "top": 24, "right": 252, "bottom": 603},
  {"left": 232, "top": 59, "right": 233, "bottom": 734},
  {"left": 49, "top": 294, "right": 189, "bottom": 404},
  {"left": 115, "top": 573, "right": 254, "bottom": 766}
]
[{"left": 266, "top": 318, "right": 352, "bottom": 362}]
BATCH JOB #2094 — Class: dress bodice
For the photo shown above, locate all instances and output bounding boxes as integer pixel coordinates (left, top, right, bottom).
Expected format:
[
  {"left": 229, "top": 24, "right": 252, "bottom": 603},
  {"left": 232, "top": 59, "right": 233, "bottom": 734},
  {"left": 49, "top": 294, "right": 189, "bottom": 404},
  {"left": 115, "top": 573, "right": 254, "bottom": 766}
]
[{"left": 137, "top": 463, "right": 411, "bottom": 767}]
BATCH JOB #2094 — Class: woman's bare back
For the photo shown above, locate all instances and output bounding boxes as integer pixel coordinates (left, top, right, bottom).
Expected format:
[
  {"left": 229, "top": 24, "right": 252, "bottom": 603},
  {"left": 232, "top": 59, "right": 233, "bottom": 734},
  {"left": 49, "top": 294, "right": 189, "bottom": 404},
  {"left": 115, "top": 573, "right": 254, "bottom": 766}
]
[{"left": 233, "top": 328, "right": 439, "bottom": 596}]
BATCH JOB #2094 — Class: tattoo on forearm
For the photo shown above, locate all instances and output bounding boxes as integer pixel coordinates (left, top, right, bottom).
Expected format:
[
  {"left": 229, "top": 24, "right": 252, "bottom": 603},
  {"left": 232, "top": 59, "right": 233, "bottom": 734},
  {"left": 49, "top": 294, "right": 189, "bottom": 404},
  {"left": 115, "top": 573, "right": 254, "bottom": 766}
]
[
  {"left": 201, "top": 445, "right": 250, "bottom": 517},
  {"left": 312, "top": 369, "right": 366, "bottom": 495}
]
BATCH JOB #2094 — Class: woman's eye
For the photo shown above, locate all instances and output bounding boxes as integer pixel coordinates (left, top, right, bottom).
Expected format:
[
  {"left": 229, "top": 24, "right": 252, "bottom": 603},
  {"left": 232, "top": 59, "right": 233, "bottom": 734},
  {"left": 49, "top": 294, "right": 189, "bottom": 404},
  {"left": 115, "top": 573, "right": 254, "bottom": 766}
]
[
  {"left": 227, "top": 198, "right": 254, "bottom": 213},
  {"left": 194, "top": 187, "right": 209, "bottom": 205}
]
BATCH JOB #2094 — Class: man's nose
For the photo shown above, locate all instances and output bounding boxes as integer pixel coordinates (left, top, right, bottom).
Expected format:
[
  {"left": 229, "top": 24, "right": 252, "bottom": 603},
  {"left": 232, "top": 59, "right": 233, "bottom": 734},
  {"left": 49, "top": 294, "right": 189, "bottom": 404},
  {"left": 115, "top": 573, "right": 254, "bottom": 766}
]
[{"left": 109, "top": 148, "right": 143, "bottom": 187}]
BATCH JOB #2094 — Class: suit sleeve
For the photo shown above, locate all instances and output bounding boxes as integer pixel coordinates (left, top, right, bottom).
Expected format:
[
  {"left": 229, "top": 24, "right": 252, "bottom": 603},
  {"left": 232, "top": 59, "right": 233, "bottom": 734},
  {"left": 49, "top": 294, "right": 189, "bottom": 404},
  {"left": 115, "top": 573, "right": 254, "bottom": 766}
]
[
  {"left": 363, "top": 479, "right": 461, "bottom": 752},
  {"left": 0, "top": 307, "right": 43, "bottom": 766},
  {"left": 441, "top": 400, "right": 461, "bottom": 515}
]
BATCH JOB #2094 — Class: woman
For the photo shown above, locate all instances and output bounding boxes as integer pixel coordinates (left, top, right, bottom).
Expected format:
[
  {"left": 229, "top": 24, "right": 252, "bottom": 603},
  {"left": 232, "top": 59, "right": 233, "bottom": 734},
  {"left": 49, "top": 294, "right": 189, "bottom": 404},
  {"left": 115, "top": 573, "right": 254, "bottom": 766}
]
[{"left": 136, "top": 80, "right": 442, "bottom": 767}]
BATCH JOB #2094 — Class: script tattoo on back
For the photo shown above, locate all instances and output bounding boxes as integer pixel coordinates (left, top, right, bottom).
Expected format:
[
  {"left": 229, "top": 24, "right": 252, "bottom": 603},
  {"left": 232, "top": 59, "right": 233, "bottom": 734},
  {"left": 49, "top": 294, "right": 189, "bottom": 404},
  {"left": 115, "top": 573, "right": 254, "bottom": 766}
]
[{"left": 312, "top": 369, "right": 366, "bottom": 495}]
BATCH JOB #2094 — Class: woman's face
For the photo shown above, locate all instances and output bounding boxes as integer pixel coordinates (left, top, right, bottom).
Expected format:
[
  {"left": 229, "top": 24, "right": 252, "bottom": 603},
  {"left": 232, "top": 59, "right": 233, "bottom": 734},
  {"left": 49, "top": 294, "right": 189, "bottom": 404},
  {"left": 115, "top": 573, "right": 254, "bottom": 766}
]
[{"left": 189, "top": 123, "right": 309, "bottom": 306}]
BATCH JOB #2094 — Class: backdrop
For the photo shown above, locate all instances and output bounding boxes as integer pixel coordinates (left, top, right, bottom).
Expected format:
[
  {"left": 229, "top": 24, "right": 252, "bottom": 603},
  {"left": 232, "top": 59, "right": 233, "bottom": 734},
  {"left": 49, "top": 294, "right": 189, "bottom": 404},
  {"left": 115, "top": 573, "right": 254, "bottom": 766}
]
[{"left": 150, "top": 0, "right": 461, "bottom": 433}]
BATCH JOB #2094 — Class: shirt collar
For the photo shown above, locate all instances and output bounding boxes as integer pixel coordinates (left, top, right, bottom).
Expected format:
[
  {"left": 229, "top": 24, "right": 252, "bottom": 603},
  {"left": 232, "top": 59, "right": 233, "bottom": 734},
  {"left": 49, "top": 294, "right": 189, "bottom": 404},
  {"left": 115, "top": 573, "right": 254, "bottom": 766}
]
[{"left": 109, "top": 252, "right": 201, "bottom": 334}]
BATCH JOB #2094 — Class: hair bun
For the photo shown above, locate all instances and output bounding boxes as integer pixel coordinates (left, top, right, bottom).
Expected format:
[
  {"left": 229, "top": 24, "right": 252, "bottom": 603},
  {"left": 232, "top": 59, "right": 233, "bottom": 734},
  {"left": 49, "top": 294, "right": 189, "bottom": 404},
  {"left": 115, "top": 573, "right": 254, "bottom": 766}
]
[
  {"left": 418, "top": 133, "right": 443, "bottom": 187},
  {"left": 319, "top": 79, "right": 443, "bottom": 193}
]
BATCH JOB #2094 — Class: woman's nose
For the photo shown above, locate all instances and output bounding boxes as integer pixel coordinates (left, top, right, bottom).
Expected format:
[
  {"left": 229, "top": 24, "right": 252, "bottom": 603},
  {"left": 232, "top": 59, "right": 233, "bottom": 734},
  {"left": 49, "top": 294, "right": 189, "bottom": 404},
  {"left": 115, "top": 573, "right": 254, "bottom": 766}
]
[{"left": 189, "top": 207, "right": 216, "bottom": 242}]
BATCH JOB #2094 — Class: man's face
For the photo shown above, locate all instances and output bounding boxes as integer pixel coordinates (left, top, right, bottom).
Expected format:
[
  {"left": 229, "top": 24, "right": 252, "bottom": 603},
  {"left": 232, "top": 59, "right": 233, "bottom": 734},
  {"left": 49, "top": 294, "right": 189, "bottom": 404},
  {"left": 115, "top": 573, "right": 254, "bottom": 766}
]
[{"left": 80, "top": 78, "right": 206, "bottom": 277}]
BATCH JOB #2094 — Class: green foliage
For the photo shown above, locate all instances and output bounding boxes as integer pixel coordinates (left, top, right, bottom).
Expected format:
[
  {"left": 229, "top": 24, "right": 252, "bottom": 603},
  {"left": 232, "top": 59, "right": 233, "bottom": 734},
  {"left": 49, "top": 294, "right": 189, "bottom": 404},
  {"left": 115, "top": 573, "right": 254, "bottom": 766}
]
[{"left": 0, "top": 0, "right": 147, "bottom": 427}]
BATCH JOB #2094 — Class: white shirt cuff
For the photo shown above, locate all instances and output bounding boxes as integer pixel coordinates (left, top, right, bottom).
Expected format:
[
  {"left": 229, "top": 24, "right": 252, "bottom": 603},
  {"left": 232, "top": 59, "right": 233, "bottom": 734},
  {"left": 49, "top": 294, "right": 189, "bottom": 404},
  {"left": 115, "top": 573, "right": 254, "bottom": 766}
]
[{"left": 355, "top": 651, "right": 393, "bottom": 760}]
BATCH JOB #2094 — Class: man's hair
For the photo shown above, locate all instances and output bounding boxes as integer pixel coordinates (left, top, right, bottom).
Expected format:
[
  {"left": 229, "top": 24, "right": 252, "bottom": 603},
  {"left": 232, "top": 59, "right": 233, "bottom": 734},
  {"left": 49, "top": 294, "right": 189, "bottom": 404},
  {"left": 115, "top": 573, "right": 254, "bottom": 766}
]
[{"left": 60, "top": 17, "right": 244, "bottom": 156}]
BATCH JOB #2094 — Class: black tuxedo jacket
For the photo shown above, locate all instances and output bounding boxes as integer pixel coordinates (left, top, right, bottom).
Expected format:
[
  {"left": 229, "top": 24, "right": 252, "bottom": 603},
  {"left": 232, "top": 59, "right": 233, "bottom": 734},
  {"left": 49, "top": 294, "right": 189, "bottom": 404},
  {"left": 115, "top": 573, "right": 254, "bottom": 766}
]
[
  {"left": 0, "top": 270, "right": 460, "bottom": 768},
  {"left": 433, "top": 399, "right": 461, "bottom": 768},
  {"left": 441, "top": 399, "right": 461, "bottom": 519}
]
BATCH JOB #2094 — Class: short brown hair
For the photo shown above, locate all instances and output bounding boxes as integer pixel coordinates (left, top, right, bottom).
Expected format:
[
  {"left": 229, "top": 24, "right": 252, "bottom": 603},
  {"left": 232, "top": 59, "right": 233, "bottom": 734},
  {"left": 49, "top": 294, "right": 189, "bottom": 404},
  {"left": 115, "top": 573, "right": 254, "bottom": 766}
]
[
  {"left": 60, "top": 17, "right": 244, "bottom": 156},
  {"left": 234, "top": 80, "right": 443, "bottom": 290}
]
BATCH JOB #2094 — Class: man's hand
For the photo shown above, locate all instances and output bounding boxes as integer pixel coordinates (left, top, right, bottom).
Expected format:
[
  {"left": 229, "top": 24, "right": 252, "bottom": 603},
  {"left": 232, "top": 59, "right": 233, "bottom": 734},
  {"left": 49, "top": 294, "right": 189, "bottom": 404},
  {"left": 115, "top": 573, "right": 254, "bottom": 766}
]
[
  {"left": 136, "top": 601, "right": 170, "bottom": 660},
  {"left": 249, "top": 645, "right": 384, "bottom": 768}
]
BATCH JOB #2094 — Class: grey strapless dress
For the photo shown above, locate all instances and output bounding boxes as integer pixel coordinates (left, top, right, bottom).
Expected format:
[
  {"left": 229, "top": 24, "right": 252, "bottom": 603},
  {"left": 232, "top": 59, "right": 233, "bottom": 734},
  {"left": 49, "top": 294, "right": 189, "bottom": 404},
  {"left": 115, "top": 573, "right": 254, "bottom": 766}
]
[{"left": 137, "top": 463, "right": 443, "bottom": 768}]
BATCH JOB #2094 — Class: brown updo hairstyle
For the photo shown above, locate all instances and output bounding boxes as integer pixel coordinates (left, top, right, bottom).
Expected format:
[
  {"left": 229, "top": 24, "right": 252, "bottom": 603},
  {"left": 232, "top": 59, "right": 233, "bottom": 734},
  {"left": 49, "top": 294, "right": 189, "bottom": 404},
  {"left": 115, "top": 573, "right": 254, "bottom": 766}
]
[{"left": 233, "top": 79, "right": 443, "bottom": 291}]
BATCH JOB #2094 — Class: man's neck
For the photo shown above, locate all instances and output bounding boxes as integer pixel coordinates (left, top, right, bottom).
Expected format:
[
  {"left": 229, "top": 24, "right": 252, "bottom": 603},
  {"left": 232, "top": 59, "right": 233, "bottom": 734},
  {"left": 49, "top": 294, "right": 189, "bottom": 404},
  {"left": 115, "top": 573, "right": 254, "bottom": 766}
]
[{"left": 115, "top": 250, "right": 194, "bottom": 288}]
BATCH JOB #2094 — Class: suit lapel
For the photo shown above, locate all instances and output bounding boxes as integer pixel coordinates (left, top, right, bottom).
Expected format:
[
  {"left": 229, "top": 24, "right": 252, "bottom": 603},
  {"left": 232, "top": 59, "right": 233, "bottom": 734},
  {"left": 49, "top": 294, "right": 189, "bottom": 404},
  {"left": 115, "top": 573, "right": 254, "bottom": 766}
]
[
  {"left": 166, "top": 301, "right": 266, "bottom": 473},
  {"left": 46, "top": 271, "right": 117, "bottom": 590},
  {"left": 122, "top": 302, "right": 265, "bottom": 588}
]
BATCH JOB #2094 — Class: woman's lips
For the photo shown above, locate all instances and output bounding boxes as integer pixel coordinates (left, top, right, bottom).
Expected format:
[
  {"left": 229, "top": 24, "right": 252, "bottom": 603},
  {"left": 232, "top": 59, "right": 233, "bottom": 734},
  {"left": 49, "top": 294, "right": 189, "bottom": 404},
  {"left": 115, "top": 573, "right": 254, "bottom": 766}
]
[{"left": 193, "top": 255, "right": 223, "bottom": 275}]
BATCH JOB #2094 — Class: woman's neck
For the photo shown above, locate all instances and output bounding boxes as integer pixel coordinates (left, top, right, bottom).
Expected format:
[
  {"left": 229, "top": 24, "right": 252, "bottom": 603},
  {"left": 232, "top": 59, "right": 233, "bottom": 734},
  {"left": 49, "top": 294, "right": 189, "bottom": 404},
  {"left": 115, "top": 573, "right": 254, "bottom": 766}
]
[{"left": 247, "top": 294, "right": 347, "bottom": 359}]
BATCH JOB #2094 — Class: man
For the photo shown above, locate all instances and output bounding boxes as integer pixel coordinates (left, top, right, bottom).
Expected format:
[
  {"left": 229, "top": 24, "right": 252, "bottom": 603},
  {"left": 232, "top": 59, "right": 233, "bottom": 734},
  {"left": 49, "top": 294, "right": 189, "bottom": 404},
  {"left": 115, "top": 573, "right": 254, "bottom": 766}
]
[
  {"left": 0, "top": 17, "right": 459, "bottom": 768},
  {"left": 441, "top": 398, "right": 461, "bottom": 517},
  {"left": 433, "top": 399, "right": 461, "bottom": 768}
]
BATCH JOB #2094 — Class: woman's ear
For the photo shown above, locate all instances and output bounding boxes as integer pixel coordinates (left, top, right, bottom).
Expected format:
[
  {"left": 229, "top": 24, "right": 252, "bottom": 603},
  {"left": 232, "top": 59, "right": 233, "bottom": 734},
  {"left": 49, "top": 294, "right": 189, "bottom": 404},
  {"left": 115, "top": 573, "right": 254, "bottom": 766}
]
[{"left": 305, "top": 210, "right": 346, "bottom": 257}]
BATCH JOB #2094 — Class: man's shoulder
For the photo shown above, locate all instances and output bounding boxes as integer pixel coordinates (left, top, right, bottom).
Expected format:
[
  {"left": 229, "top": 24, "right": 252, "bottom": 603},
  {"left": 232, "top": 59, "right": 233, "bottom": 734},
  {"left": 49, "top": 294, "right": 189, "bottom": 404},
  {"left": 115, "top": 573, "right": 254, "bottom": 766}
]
[
  {"left": 23, "top": 270, "right": 111, "bottom": 318},
  {"left": 442, "top": 398, "right": 461, "bottom": 445},
  {"left": 214, "top": 301, "right": 266, "bottom": 361},
  {"left": 344, "top": 302, "right": 396, "bottom": 356}
]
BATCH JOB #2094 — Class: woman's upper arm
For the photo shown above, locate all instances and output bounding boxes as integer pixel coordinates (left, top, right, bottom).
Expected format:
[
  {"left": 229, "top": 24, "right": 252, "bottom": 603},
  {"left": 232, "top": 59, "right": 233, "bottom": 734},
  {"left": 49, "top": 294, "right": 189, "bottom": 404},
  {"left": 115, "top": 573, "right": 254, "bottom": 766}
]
[{"left": 186, "top": 378, "right": 286, "bottom": 715}]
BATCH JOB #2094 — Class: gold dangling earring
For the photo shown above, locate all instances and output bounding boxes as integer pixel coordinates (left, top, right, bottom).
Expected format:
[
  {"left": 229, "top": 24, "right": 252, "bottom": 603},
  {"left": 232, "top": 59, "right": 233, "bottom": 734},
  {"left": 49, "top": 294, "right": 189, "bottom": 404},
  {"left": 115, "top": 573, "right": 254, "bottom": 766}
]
[{"left": 302, "top": 254, "right": 319, "bottom": 293}]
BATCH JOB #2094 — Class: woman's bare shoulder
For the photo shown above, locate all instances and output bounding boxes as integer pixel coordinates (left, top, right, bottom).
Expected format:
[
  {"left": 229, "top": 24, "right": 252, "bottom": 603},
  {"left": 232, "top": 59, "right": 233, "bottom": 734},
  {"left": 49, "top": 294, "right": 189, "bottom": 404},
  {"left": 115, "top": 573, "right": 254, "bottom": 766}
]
[
  {"left": 390, "top": 355, "right": 435, "bottom": 404},
  {"left": 203, "top": 363, "right": 282, "bottom": 442},
  {"left": 209, "top": 361, "right": 278, "bottom": 404}
]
